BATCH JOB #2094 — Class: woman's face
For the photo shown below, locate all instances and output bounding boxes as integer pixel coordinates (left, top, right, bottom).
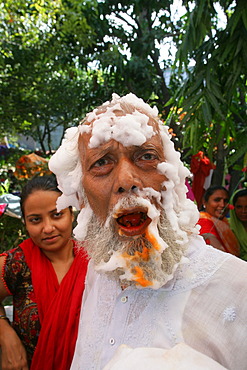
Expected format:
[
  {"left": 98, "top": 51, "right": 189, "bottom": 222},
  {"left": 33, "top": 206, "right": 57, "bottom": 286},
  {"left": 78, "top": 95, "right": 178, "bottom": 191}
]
[
  {"left": 204, "top": 189, "right": 229, "bottom": 219},
  {"left": 234, "top": 195, "right": 247, "bottom": 224},
  {"left": 23, "top": 190, "right": 74, "bottom": 253}
]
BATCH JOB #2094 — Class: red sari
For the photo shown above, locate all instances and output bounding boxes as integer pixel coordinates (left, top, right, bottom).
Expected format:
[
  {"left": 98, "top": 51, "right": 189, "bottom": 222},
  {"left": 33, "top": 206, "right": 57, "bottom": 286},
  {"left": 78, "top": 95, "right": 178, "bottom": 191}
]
[
  {"left": 19, "top": 238, "right": 88, "bottom": 370},
  {"left": 198, "top": 212, "right": 240, "bottom": 256}
]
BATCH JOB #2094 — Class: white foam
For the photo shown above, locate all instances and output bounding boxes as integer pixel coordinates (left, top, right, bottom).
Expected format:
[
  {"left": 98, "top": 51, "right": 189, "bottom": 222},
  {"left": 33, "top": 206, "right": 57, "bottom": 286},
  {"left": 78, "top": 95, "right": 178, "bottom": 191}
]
[{"left": 49, "top": 93, "right": 199, "bottom": 245}]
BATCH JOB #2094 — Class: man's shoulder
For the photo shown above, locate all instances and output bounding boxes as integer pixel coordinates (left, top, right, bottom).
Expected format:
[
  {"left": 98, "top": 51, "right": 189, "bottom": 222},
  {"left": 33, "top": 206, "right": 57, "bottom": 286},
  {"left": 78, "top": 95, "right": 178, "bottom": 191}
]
[
  {"left": 215, "top": 249, "right": 247, "bottom": 284},
  {"left": 172, "top": 235, "right": 247, "bottom": 293},
  {"left": 189, "top": 234, "right": 246, "bottom": 270}
]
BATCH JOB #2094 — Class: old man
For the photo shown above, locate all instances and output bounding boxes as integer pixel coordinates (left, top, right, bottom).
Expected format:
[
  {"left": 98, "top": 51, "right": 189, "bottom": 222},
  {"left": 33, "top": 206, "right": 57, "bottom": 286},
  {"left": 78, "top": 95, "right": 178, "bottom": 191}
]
[{"left": 49, "top": 93, "right": 247, "bottom": 370}]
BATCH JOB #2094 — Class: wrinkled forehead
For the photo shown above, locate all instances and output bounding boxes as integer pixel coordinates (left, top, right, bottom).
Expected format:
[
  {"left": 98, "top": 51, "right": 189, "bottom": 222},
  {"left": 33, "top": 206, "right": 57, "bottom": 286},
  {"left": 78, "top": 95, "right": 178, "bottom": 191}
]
[{"left": 78, "top": 102, "right": 161, "bottom": 149}]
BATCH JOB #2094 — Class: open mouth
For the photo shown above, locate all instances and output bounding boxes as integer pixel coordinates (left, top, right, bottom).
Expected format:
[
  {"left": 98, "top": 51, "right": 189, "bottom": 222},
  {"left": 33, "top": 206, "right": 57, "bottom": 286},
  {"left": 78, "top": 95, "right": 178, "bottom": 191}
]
[{"left": 114, "top": 208, "right": 151, "bottom": 236}]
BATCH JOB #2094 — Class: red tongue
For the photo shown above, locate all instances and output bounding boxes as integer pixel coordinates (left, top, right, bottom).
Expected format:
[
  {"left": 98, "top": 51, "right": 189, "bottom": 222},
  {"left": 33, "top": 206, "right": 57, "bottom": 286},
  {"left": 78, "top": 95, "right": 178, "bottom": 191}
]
[{"left": 120, "top": 213, "right": 142, "bottom": 227}]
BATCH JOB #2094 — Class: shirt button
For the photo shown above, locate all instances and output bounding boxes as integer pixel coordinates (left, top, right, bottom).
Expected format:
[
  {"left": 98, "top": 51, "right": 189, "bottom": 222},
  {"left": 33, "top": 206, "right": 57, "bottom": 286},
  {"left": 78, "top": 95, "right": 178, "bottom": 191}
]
[
  {"left": 109, "top": 338, "right": 115, "bottom": 345},
  {"left": 121, "top": 296, "right": 128, "bottom": 303}
]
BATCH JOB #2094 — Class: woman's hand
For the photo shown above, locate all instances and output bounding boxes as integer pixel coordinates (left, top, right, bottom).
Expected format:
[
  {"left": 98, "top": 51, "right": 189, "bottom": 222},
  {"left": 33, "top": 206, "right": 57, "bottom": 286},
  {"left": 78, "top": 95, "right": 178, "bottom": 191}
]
[
  {"left": 0, "top": 320, "right": 29, "bottom": 370},
  {"left": 201, "top": 233, "right": 225, "bottom": 252}
]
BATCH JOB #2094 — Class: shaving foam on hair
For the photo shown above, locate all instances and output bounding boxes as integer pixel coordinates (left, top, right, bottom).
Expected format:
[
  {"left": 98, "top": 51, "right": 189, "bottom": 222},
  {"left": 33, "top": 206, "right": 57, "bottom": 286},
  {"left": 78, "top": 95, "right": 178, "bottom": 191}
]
[{"left": 49, "top": 93, "right": 199, "bottom": 244}]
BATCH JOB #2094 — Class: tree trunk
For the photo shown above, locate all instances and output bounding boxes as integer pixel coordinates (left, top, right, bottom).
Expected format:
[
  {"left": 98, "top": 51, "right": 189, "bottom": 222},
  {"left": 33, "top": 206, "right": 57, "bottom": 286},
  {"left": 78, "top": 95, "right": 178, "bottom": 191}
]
[{"left": 229, "top": 168, "right": 243, "bottom": 195}]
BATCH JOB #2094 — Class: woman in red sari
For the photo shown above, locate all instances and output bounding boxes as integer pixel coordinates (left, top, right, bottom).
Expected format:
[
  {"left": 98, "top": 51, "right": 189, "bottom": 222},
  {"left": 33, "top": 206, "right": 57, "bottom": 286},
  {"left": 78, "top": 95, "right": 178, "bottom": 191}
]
[
  {"left": 0, "top": 175, "right": 88, "bottom": 370},
  {"left": 197, "top": 186, "right": 239, "bottom": 256}
]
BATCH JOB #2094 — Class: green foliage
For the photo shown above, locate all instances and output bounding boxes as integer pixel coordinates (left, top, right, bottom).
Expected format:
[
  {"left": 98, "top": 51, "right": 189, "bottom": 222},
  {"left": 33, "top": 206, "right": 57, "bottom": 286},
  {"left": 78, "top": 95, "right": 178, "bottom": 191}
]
[
  {"left": 0, "top": 214, "right": 26, "bottom": 253},
  {"left": 91, "top": 0, "right": 178, "bottom": 111},
  {"left": 168, "top": 0, "right": 247, "bottom": 183},
  {"left": 0, "top": 0, "right": 246, "bottom": 187},
  {"left": 0, "top": 179, "right": 10, "bottom": 195},
  {"left": 0, "top": 0, "right": 98, "bottom": 149},
  {"left": 0, "top": 147, "right": 30, "bottom": 193}
]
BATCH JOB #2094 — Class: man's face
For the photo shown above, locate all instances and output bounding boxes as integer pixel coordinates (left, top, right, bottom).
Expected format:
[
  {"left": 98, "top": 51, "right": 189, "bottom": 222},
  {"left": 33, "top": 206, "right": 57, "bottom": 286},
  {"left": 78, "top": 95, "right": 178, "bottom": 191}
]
[
  {"left": 77, "top": 118, "right": 186, "bottom": 289},
  {"left": 79, "top": 120, "right": 167, "bottom": 237},
  {"left": 49, "top": 94, "right": 192, "bottom": 288}
]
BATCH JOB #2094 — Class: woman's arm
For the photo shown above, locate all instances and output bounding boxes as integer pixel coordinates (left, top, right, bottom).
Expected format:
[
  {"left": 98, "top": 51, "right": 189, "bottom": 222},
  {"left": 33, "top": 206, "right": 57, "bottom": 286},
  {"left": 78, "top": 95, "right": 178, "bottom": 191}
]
[
  {"left": 201, "top": 233, "right": 226, "bottom": 252},
  {"left": 0, "top": 255, "right": 29, "bottom": 370}
]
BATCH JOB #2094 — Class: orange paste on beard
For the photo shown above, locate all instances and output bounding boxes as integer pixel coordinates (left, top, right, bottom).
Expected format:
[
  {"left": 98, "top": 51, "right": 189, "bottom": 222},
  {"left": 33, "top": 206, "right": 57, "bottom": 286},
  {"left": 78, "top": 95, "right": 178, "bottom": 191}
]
[
  {"left": 132, "top": 266, "right": 153, "bottom": 287},
  {"left": 144, "top": 230, "right": 162, "bottom": 251},
  {"left": 120, "top": 229, "right": 163, "bottom": 287}
]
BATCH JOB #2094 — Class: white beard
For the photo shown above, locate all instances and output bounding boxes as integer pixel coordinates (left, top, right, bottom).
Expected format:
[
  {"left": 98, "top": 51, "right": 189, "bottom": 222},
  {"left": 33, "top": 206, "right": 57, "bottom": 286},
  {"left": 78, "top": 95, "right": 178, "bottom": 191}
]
[{"left": 80, "top": 197, "right": 187, "bottom": 289}]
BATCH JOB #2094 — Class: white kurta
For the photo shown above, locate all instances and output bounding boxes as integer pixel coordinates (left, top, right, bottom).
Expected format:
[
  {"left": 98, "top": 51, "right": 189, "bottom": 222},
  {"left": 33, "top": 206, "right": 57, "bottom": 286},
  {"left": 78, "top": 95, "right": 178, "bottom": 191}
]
[{"left": 71, "top": 235, "right": 247, "bottom": 370}]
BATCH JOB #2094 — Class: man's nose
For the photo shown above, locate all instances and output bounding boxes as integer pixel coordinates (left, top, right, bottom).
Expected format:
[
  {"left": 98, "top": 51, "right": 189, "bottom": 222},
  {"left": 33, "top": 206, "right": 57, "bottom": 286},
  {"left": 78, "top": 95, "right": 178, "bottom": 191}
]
[{"left": 115, "top": 158, "right": 143, "bottom": 194}]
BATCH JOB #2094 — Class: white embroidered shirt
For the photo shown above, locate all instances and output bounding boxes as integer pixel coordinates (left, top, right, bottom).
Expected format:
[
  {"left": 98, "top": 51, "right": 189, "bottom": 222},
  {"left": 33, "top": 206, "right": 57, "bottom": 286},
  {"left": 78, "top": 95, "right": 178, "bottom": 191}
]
[{"left": 71, "top": 235, "right": 247, "bottom": 370}]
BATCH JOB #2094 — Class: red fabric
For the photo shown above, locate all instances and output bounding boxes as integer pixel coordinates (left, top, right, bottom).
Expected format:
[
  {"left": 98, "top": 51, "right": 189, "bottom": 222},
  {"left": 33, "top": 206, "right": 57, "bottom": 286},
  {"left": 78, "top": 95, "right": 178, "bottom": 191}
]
[
  {"left": 0, "top": 203, "right": 7, "bottom": 217},
  {"left": 190, "top": 151, "right": 215, "bottom": 209},
  {"left": 19, "top": 238, "right": 88, "bottom": 370},
  {"left": 185, "top": 179, "right": 195, "bottom": 201},
  {"left": 197, "top": 217, "right": 222, "bottom": 241},
  {"left": 198, "top": 212, "right": 239, "bottom": 256}
]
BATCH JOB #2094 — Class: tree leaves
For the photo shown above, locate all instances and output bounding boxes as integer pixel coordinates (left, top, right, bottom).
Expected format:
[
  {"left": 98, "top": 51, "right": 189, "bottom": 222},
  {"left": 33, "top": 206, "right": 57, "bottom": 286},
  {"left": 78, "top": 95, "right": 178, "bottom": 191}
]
[
  {"left": 1, "top": 0, "right": 246, "bottom": 185},
  {"left": 172, "top": 0, "right": 247, "bottom": 183}
]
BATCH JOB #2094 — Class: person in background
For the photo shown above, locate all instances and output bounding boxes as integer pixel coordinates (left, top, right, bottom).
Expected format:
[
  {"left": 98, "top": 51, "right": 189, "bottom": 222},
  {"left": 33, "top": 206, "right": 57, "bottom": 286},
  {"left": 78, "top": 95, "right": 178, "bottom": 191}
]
[
  {"left": 229, "top": 188, "right": 247, "bottom": 260},
  {"left": 49, "top": 93, "right": 247, "bottom": 369},
  {"left": 0, "top": 175, "right": 88, "bottom": 370},
  {"left": 197, "top": 185, "right": 239, "bottom": 256}
]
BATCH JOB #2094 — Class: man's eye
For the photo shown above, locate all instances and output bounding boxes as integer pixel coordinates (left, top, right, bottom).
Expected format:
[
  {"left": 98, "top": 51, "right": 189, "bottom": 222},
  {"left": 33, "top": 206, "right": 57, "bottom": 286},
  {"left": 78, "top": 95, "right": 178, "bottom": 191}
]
[
  {"left": 90, "top": 156, "right": 114, "bottom": 176},
  {"left": 93, "top": 158, "right": 109, "bottom": 167},
  {"left": 140, "top": 152, "right": 157, "bottom": 161}
]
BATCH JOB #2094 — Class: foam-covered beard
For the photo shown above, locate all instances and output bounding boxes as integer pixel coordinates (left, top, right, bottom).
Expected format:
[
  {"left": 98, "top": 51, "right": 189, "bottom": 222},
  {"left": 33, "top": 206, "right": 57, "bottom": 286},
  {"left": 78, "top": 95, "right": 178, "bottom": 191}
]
[{"left": 81, "top": 196, "right": 187, "bottom": 289}]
